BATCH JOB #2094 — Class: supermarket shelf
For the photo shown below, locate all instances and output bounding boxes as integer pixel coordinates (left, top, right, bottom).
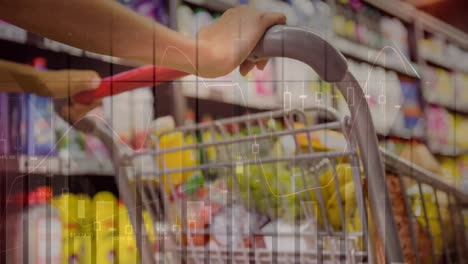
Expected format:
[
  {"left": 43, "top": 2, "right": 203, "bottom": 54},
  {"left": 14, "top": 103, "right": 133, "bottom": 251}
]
[
  {"left": 333, "top": 36, "right": 420, "bottom": 78},
  {"left": 417, "top": 10, "right": 468, "bottom": 49},
  {"left": 389, "top": 129, "right": 425, "bottom": 141},
  {"left": 1, "top": 155, "right": 114, "bottom": 176},
  {"left": 36, "top": 38, "right": 142, "bottom": 68},
  {"left": 183, "top": 85, "right": 279, "bottom": 110},
  {"left": 0, "top": 22, "right": 27, "bottom": 44},
  {"left": 425, "top": 99, "right": 468, "bottom": 116},
  {"left": 421, "top": 52, "right": 468, "bottom": 73},
  {"left": 421, "top": 52, "right": 453, "bottom": 70},
  {"left": 0, "top": 23, "right": 141, "bottom": 68},
  {"left": 363, "top": 0, "right": 414, "bottom": 22},
  {"left": 430, "top": 145, "right": 468, "bottom": 157},
  {"left": 183, "top": 0, "right": 236, "bottom": 12}
]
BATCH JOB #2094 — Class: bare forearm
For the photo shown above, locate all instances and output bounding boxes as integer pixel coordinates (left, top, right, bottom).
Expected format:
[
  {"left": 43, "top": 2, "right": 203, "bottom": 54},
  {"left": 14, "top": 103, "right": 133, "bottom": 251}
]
[
  {"left": 0, "top": 0, "right": 204, "bottom": 73},
  {"left": 0, "top": 59, "right": 101, "bottom": 97},
  {"left": 0, "top": 59, "right": 42, "bottom": 94}
]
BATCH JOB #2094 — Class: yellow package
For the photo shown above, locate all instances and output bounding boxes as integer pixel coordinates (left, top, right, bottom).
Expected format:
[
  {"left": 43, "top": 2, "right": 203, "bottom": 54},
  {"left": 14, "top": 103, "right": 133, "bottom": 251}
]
[
  {"left": 93, "top": 192, "right": 118, "bottom": 264},
  {"left": 294, "top": 124, "right": 347, "bottom": 151},
  {"left": 439, "top": 157, "right": 461, "bottom": 187},
  {"left": 158, "top": 131, "right": 198, "bottom": 193},
  {"left": 76, "top": 194, "right": 93, "bottom": 264},
  {"left": 455, "top": 115, "right": 468, "bottom": 148},
  {"left": 151, "top": 116, "right": 197, "bottom": 193},
  {"left": 51, "top": 193, "right": 83, "bottom": 264},
  {"left": 117, "top": 203, "right": 138, "bottom": 264}
]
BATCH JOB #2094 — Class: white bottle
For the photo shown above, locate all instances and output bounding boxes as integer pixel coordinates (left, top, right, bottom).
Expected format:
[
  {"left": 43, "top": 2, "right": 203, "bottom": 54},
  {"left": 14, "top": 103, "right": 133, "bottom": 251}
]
[
  {"left": 176, "top": 5, "right": 194, "bottom": 37},
  {"left": 6, "top": 187, "right": 62, "bottom": 264}
]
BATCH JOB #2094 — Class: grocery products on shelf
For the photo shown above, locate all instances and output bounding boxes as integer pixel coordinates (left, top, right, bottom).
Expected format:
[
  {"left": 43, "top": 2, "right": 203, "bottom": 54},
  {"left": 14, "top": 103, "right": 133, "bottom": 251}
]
[
  {"left": 6, "top": 190, "right": 155, "bottom": 264},
  {"left": 385, "top": 139, "right": 468, "bottom": 193},
  {"left": 337, "top": 60, "right": 424, "bottom": 137},
  {"left": 106, "top": 87, "right": 155, "bottom": 151},
  {"left": 0, "top": 20, "right": 27, "bottom": 44},
  {"left": 333, "top": 0, "right": 409, "bottom": 57},
  {"left": 52, "top": 193, "right": 86, "bottom": 264},
  {"left": 420, "top": 35, "right": 468, "bottom": 72},
  {"left": 7, "top": 91, "right": 57, "bottom": 156},
  {"left": 399, "top": 81, "right": 424, "bottom": 136},
  {"left": 423, "top": 66, "right": 455, "bottom": 107},
  {"left": 426, "top": 105, "right": 468, "bottom": 155},
  {"left": 0, "top": 92, "right": 8, "bottom": 155},
  {"left": 117, "top": 0, "right": 169, "bottom": 25},
  {"left": 17, "top": 58, "right": 57, "bottom": 156},
  {"left": 5, "top": 187, "right": 62, "bottom": 264},
  {"left": 385, "top": 175, "right": 432, "bottom": 263},
  {"left": 423, "top": 65, "right": 468, "bottom": 113}
]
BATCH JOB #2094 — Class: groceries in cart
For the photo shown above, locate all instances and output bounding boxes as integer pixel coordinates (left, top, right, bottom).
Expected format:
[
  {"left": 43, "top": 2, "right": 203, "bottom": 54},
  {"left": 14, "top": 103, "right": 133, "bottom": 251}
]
[{"left": 113, "top": 112, "right": 458, "bottom": 264}]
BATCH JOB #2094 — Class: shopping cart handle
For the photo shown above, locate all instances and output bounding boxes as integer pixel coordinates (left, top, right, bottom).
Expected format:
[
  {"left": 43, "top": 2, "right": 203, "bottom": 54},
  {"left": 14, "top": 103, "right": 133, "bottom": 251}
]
[
  {"left": 73, "top": 66, "right": 188, "bottom": 104},
  {"left": 249, "top": 25, "right": 348, "bottom": 82},
  {"left": 250, "top": 25, "right": 405, "bottom": 263}
]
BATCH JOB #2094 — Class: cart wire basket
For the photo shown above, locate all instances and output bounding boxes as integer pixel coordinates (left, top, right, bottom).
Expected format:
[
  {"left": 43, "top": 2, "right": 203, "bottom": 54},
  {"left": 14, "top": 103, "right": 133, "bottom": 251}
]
[{"left": 79, "top": 25, "right": 468, "bottom": 264}]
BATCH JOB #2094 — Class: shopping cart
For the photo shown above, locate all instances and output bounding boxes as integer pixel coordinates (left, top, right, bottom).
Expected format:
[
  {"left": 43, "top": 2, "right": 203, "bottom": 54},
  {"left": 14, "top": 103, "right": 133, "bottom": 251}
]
[{"left": 71, "top": 25, "right": 468, "bottom": 263}]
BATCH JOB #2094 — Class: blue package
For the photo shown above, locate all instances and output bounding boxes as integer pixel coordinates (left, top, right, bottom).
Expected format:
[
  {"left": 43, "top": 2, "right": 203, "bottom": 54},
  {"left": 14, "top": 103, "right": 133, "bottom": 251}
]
[
  {"left": 134, "top": 0, "right": 169, "bottom": 25},
  {"left": 8, "top": 93, "right": 56, "bottom": 156},
  {"left": 0, "top": 93, "right": 8, "bottom": 155},
  {"left": 24, "top": 94, "right": 57, "bottom": 156},
  {"left": 7, "top": 93, "right": 24, "bottom": 155},
  {"left": 400, "top": 82, "right": 423, "bottom": 129}
]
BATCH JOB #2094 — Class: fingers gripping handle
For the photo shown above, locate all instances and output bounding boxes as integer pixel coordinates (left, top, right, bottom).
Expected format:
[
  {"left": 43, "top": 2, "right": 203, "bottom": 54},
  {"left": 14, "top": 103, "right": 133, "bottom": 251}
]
[
  {"left": 250, "top": 25, "right": 404, "bottom": 263},
  {"left": 249, "top": 25, "right": 348, "bottom": 82}
]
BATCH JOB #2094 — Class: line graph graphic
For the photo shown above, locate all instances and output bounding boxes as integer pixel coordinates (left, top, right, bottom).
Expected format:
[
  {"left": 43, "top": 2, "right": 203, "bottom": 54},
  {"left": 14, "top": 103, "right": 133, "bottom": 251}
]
[
  {"left": 1, "top": 38, "right": 421, "bottom": 208},
  {"left": 0, "top": 35, "right": 423, "bottom": 259}
]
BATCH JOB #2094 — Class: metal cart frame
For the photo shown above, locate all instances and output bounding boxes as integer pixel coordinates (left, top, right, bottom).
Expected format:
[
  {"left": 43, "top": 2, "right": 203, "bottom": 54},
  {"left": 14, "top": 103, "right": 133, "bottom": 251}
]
[{"left": 77, "top": 25, "right": 468, "bottom": 263}]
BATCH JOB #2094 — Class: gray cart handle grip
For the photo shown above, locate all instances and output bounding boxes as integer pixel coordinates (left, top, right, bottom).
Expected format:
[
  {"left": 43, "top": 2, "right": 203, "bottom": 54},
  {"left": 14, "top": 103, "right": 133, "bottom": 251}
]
[
  {"left": 250, "top": 25, "right": 404, "bottom": 263},
  {"left": 248, "top": 25, "right": 348, "bottom": 82}
]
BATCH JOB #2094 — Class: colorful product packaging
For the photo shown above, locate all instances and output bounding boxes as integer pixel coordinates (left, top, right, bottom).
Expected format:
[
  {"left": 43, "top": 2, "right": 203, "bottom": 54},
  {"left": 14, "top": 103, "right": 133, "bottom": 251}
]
[
  {"left": 400, "top": 81, "right": 424, "bottom": 133},
  {"left": 51, "top": 193, "right": 83, "bottom": 264},
  {"left": 0, "top": 93, "right": 8, "bottom": 155},
  {"left": 23, "top": 94, "right": 57, "bottom": 156},
  {"left": 8, "top": 93, "right": 25, "bottom": 155},
  {"left": 93, "top": 191, "right": 118, "bottom": 264}
]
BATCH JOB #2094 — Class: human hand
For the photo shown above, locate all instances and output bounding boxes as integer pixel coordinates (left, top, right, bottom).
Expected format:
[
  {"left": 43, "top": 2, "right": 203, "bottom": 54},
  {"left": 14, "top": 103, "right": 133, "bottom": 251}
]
[
  {"left": 55, "top": 99, "right": 102, "bottom": 125},
  {"left": 196, "top": 5, "right": 286, "bottom": 78},
  {"left": 35, "top": 69, "right": 101, "bottom": 98},
  {"left": 41, "top": 69, "right": 102, "bottom": 129}
]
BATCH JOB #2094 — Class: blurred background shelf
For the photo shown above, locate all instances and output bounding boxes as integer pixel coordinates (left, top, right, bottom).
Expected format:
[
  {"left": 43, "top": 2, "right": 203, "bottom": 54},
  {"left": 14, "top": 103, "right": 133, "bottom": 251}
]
[
  {"left": 0, "top": 23, "right": 141, "bottom": 68},
  {"left": 430, "top": 145, "right": 468, "bottom": 157},
  {"left": 1, "top": 155, "right": 114, "bottom": 176},
  {"left": 182, "top": 0, "right": 236, "bottom": 12},
  {"left": 333, "top": 36, "right": 420, "bottom": 78}
]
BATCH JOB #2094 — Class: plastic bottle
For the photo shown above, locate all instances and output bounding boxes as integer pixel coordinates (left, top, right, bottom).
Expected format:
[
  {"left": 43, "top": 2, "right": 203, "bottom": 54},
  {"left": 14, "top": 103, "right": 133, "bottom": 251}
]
[
  {"left": 176, "top": 5, "right": 194, "bottom": 36},
  {"left": 7, "top": 187, "right": 62, "bottom": 264},
  {"left": 0, "top": 92, "right": 8, "bottom": 155},
  {"left": 117, "top": 202, "right": 138, "bottom": 264},
  {"left": 93, "top": 191, "right": 118, "bottom": 264},
  {"left": 5, "top": 192, "right": 26, "bottom": 264},
  {"left": 356, "top": 8, "right": 368, "bottom": 45},
  {"left": 152, "top": 116, "right": 198, "bottom": 194},
  {"left": 130, "top": 88, "right": 154, "bottom": 151},
  {"left": 76, "top": 194, "right": 93, "bottom": 264},
  {"left": 191, "top": 8, "right": 213, "bottom": 36},
  {"left": 333, "top": 4, "right": 346, "bottom": 37},
  {"left": 116, "top": 201, "right": 157, "bottom": 264},
  {"left": 51, "top": 193, "right": 83, "bottom": 264}
]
